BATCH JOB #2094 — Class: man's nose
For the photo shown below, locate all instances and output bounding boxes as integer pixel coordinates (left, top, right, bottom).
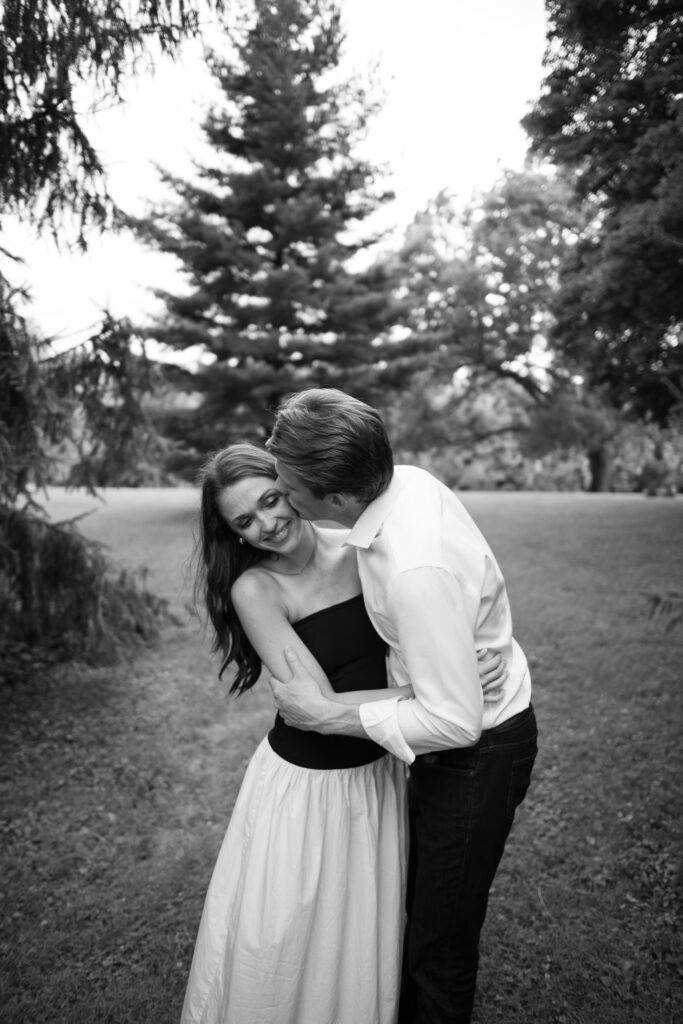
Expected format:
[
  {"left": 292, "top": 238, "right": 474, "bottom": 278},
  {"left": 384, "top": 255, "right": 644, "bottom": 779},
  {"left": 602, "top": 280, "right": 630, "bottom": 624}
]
[{"left": 274, "top": 476, "right": 289, "bottom": 495}]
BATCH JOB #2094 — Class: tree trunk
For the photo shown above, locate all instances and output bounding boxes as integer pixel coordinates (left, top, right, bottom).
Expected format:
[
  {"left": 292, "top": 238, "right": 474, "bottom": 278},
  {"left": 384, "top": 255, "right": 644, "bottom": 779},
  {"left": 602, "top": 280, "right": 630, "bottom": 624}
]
[{"left": 587, "top": 446, "right": 609, "bottom": 492}]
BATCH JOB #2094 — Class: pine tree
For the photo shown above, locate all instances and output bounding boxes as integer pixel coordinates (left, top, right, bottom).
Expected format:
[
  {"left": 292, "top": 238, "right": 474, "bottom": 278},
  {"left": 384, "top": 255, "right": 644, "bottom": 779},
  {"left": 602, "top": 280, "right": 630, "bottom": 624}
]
[
  {"left": 0, "top": 2, "right": 214, "bottom": 678},
  {"left": 0, "top": 0, "right": 222, "bottom": 241},
  {"left": 130, "top": 0, "right": 400, "bottom": 453}
]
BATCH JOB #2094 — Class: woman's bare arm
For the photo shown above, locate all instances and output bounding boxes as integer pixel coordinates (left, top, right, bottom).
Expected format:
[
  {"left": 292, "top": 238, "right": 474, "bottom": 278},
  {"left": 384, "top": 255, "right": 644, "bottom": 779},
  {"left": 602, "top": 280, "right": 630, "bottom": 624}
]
[{"left": 231, "top": 572, "right": 335, "bottom": 693}]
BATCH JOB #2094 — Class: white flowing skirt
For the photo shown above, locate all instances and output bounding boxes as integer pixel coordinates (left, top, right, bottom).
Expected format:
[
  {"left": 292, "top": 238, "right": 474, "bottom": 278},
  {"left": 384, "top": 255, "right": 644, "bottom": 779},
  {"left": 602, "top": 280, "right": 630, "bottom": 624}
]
[{"left": 181, "top": 737, "right": 409, "bottom": 1024}]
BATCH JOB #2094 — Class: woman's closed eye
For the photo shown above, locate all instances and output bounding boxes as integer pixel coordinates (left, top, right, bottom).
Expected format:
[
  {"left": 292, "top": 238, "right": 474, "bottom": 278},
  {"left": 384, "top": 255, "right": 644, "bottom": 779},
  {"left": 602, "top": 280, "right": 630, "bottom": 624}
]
[{"left": 234, "top": 492, "right": 282, "bottom": 529}]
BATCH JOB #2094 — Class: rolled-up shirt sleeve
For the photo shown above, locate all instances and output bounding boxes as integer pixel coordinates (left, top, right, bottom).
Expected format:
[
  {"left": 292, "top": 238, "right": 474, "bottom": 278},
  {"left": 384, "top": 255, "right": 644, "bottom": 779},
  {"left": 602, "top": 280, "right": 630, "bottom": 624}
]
[
  {"left": 359, "top": 696, "right": 415, "bottom": 763},
  {"left": 360, "top": 566, "right": 484, "bottom": 763}
]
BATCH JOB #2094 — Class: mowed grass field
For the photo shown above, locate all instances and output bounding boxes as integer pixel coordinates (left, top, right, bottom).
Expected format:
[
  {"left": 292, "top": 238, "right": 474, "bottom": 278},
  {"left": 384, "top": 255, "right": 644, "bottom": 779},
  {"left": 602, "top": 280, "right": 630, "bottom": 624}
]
[{"left": 1, "top": 487, "right": 681, "bottom": 1024}]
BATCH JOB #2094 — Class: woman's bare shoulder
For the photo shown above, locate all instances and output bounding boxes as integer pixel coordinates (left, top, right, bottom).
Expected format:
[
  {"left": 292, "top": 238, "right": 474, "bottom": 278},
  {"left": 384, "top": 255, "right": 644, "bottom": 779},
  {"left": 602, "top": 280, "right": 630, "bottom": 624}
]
[{"left": 231, "top": 564, "right": 282, "bottom": 606}]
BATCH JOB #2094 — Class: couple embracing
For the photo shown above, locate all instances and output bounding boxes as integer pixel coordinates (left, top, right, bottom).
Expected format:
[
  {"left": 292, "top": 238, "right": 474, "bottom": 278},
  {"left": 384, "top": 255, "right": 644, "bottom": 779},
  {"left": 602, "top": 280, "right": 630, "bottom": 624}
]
[{"left": 181, "top": 387, "right": 538, "bottom": 1024}]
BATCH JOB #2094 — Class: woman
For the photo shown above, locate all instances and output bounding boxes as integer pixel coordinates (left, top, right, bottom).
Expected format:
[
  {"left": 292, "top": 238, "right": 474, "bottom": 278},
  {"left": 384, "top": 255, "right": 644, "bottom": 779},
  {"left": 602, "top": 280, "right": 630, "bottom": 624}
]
[{"left": 180, "top": 443, "right": 504, "bottom": 1024}]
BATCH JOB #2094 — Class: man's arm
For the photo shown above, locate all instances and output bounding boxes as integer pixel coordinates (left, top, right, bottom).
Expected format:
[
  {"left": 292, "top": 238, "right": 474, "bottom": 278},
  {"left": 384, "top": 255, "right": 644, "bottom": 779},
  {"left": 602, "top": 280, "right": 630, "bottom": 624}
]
[
  {"left": 269, "top": 645, "right": 505, "bottom": 735},
  {"left": 273, "top": 566, "right": 490, "bottom": 762},
  {"left": 368, "top": 566, "right": 485, "bottom": 756},
  {"left": 269, "top": 565, "right": 506, "bottom": 750},
  {"left": 268, "top": 647, "right": 371, "bottom": 737}
]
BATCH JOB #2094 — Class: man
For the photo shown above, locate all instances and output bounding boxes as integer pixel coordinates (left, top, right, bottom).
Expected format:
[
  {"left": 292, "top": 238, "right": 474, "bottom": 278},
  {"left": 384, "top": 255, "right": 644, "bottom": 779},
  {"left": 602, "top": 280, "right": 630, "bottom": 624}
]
[{"left": 267, "top": 387, "right": 537, "bottom": 1024}]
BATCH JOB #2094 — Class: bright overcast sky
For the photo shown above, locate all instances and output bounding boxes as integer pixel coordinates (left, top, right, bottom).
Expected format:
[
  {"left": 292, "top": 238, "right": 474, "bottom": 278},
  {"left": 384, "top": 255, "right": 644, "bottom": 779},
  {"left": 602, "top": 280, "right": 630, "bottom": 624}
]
[{"left": 4, "top": 0, "right": 548, "bottom": 347}]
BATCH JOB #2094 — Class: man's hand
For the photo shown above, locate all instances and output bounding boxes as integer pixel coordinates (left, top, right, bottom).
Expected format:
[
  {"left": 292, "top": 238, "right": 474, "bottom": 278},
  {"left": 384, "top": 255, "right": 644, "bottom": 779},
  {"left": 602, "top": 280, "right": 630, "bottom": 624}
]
[
  {"left": 477, "top": 648, "right": 508, "bottom": 704},
  {"left": 268, "top": 646, "right": 337, "bottom": 731}
]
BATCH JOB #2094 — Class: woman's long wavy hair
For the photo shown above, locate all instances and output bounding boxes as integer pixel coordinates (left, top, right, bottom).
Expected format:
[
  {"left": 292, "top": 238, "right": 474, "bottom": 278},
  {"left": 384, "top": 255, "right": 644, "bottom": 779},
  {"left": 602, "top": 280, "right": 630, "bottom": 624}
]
[{"left": 195, "top": 442, "right": 277, "bottom": 694}]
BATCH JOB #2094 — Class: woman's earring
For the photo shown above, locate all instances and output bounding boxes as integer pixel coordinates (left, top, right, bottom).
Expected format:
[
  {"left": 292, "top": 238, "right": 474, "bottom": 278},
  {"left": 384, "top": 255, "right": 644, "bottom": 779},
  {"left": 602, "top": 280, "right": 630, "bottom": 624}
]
[{"left": 238, "top": 537, "right": 245, "bottom": 545}]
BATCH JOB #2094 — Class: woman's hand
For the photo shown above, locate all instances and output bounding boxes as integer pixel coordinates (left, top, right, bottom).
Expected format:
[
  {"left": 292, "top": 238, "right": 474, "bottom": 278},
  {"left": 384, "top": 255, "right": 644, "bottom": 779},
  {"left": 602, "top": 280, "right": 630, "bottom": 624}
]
[{"left": 477, "top": 648, "right": 508, "bottom": 704}]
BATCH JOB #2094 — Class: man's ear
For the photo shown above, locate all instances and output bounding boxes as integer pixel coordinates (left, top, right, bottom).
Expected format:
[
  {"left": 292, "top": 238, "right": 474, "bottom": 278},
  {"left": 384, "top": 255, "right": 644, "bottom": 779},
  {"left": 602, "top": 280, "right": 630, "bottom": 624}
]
[
  {"left": 323, "top": 492, "right": 366, "bottom": 528},
  {"left": 329, "top": 492, "right": 366, "bottom": 519},
  {"left": 328, "top": 492, "right": 348, "bottom": 512}
]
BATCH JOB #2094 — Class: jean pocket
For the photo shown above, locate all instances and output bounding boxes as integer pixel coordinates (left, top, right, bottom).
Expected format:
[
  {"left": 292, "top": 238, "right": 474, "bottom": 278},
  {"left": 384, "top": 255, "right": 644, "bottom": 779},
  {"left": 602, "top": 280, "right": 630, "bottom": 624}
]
[{"left": 419, "top": 750, "right": 479, "bottom": 774}]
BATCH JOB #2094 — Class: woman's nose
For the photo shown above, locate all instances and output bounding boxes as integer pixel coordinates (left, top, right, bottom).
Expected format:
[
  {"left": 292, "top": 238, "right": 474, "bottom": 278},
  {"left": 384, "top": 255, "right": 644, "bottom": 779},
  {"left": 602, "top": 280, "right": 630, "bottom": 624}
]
[{"left": 256, "top": 510, "right": 277, "bottom": 529}]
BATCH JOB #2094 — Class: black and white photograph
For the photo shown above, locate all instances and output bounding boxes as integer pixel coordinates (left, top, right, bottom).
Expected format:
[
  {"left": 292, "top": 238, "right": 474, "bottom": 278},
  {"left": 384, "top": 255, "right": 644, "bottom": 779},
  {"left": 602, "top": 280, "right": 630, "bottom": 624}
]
[{"left": 1, "top": 1, "right": 681, "bottom": 1022}]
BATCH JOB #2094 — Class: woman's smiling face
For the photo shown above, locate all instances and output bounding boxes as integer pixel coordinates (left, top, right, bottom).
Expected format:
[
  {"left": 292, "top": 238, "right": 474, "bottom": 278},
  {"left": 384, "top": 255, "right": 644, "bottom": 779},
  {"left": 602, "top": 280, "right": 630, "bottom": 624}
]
[{"left": 216, "top": 475, "right": 304, "bottom": 553}]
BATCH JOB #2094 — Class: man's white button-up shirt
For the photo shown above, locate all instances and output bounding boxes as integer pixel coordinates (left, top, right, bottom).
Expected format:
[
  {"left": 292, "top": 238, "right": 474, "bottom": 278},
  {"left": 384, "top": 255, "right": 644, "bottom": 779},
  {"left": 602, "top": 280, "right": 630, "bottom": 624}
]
[{"left": 345, "top": 466, "right": 532, "bottom": 764}]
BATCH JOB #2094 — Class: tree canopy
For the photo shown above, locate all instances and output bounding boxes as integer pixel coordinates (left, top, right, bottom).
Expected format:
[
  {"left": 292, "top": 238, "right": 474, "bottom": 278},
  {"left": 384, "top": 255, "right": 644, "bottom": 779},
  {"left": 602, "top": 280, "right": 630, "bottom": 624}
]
[
  {"left": 392, "top": 171, "right": 585, "bottom": 396},
  {"left": 130, "top": 0, "right": 402, "bottom": 455},
  {"left": 523, "top": 0, "right": 683, "bottom": 422},
  {"left": 0, "top": 1, "right": 219, "bottom": 678},
  {"left": 383, "top": 170, "right": 639, "bottom": 490},
  {"left": 0, "top": 0, "right": 222, "bottom": 242}
]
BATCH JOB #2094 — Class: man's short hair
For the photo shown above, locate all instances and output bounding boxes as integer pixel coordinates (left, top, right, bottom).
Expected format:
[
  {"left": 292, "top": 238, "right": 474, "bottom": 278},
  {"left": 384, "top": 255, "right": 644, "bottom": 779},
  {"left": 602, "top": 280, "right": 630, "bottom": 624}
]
[{"left": 268, "top": 387, "right": 394, "bottom": 503}]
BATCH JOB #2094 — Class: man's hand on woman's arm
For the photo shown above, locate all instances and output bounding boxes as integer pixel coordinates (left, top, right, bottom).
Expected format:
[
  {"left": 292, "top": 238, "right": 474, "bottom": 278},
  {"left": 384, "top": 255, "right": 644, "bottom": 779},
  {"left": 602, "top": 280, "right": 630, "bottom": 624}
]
[
  {"left": 269, "top": 645, "right": 508, "bottom": 736},
  {"left": 269, "top": 647, "right": 368, "bottom": 736}
]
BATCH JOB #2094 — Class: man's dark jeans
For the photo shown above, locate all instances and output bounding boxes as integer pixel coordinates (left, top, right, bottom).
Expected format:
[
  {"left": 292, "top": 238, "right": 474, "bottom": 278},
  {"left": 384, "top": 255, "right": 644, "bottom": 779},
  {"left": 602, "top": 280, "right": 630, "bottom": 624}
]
[{"left": 398, "top": 704, "right": 538, "bottom": 1024}]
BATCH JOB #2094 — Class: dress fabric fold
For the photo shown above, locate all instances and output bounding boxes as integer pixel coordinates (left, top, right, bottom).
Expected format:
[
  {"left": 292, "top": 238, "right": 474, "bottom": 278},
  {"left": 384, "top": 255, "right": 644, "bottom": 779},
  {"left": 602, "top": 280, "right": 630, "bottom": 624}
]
[{"left": 180, "top": 594, "right": 408, "bottom": 1024}]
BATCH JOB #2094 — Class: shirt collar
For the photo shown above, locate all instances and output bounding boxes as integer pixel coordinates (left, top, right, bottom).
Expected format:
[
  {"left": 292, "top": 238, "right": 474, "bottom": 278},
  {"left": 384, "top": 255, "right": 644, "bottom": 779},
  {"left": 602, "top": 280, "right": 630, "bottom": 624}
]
[{"left": 345, "top": 470, "right": 403, "bottom": 550}]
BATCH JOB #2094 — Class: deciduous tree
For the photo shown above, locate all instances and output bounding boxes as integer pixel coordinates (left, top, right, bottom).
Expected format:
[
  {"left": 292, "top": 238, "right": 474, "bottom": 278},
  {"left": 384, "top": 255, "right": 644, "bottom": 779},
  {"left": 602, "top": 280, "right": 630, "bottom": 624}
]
[
  {"left": 523, "top": 0, "right": 683, "bottom": 422},
  {"left": 390, "top": 171, "right": 627, "bottom": 490}
]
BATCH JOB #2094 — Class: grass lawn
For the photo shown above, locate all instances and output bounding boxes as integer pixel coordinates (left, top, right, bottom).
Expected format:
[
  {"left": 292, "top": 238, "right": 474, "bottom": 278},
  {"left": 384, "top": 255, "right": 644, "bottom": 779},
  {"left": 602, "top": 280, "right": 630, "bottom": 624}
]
[{"left": 1, "top": 488, "right": 681, "bottom": 1024}]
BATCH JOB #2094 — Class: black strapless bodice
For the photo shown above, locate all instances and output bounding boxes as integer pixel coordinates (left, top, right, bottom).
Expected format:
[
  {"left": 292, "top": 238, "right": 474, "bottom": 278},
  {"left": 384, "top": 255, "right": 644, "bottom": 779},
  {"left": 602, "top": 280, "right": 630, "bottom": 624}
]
[{"left": 268, "top": 594, "right": 389, "bottom": 769}]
